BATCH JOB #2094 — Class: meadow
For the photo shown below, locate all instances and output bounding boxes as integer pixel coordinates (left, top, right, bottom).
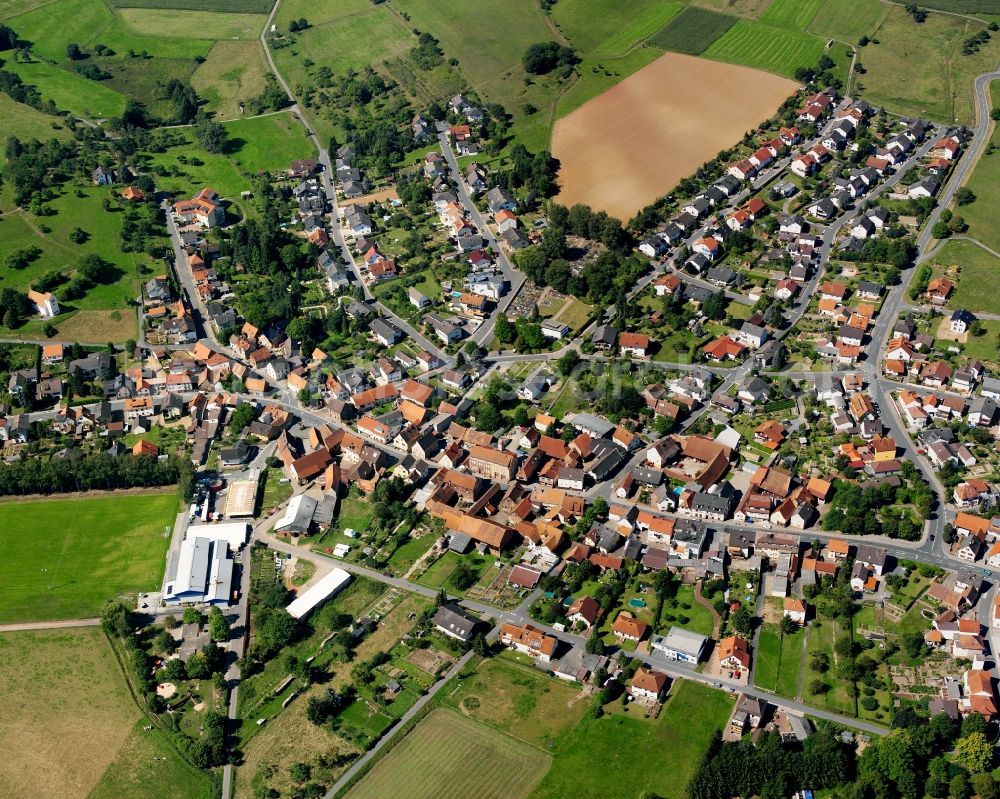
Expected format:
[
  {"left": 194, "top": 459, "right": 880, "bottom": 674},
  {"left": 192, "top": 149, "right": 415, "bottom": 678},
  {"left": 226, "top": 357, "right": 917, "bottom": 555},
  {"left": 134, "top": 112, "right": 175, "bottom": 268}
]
[
  {"left": 191, "top": 41, "right": 269, "bottom": 120},
  {"left": 0, "top": 628, "right": 139, "bottom": 798},
  {"left": 116, "top": 7, "right": 265, "bottom": 39},
  {"left": 550, "top": 0, "right": 680, "bottom": 54},
  {"left": 807, "top": 0, "right": 888, "bottom": 43},
  {"left": 440, "top": 658, "right": 586, "bottom": 747},
  {"left": 859, "top": 6, "right": 1000, "bottom": 124},
  {"left": 754, "top": 624, "right": 805, "bottom": 698},
  {"left": 109, "top": 0, "right": 272, "bottom": 10},
  {"left": 0, "top": 492, "right": 178, "bottom": 622},
  {"left": 273, "top": 0, "right": 369, "bottom": 30},
  {"left": 347, "top": 709, "right": 551, "bottom": 799},
  {"left": 5, "top": 60, "right": 128, "bottom": 120},
  {"left": 759, "top": 0, "right": 823, "bottom": 31},
  {"left": 957, "top": 84, "right": 1000, "bottom": 253},
  {"left": 703, "top": 19, "right": 826, "bottom": 77},
  {"left": 552, "top": 51, "right": 796, "bottom": 220},
  {"left": 648, "top": 6, "right": 737, "bottom": 54},
  {"left": 0, "top": 93, "right": 72, "bottom": 142},
  {"left": 222, "top": 111, "right": 314, "bottom": 173},
  {"left": 932, "top": 240, "right": 1000, "bottom": 315},
  {"left": 531, "top": 679, "right": 734, "bottom": 799}
]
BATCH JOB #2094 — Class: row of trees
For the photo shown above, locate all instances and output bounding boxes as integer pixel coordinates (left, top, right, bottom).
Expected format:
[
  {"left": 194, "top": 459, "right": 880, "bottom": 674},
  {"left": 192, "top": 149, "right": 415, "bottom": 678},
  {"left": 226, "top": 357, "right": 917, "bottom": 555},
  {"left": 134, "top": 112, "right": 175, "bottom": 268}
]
[{"left": 0, "top": 452, "right": 188, "bottom": 496}]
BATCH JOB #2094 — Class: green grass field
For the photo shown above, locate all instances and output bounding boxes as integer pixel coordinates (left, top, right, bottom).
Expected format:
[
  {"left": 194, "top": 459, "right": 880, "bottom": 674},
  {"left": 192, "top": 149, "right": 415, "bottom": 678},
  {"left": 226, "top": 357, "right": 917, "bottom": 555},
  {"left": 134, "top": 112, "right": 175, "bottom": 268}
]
[
  {"left": 0, "top": 92, "right": 72, "bottom": 143},
  {"left": 754, "top": 625, "right": 804, "bottom": 698},
  {"left": 0, "top": 627, "right": 209, "bottom": 799},
  {"left": 223, "top": 111, "right": 314, "bottom": 172},
  {"left": 532, "top": 679, "right": 733, "bottom": 799},
  {"left": 274, "top": 0, "right": 368, "bottom": 29},
  {"left": 802, "top": 619, "right": 856, "bottom": 716},
  {"left": 89, "top": 720, "right": 215, "bottom": 799},
  {"left": 116, "top": 7, "right": 265, "bottom": 39},
  {"left": 110, "top": 0, "right": 272, "bottom": 10},
  {"left": 932, "top": 239, "right": 1000, "bottom": 314},
  {"left": 551, "top": 0, "right": 678, "bottom": 53},
  {"left": 440, "top": 658, "right": 585, "bottom": 747},
  {"left": 860, "top": 6, "right": 1000, "bottom": 124},
  {"left": 592, "top": 2, "right": 682, "bottom": 56},
  {"left": 5, "top": 60, "right": 128, "bottom": 120},
  {"left": 0, "top": 492, "right": 178, "bottom": 622},
  {"left": 347, "top": 708, "right": 551, "bottom": 799},
  {"left": 648, "top": 6, "right": 737, "bottom": 54},
  {"left": 959, "top": 87, "right": 1000, "bottom": 252},
  {"left": 808, "top": 0, "right": 888, "bottom": 43},
  {"left": 703, "top": 20, "right": 826, "bottom": 77},
  {"left": 272, "top": 7, "right": 413, "bottom": 92},
  {"left": 760, "top": 0, "right": 823, "bottom": 31},
  {"left": 191, "top": 40, "right": 269, "bottom": 119}
]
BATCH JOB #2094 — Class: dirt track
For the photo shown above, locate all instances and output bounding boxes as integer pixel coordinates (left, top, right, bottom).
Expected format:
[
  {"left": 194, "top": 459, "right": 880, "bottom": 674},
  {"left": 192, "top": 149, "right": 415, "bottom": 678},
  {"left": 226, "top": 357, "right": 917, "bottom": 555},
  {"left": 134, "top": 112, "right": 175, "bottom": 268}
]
[{"left": 552, "top": 52, "right": 797, "bottom": 221}]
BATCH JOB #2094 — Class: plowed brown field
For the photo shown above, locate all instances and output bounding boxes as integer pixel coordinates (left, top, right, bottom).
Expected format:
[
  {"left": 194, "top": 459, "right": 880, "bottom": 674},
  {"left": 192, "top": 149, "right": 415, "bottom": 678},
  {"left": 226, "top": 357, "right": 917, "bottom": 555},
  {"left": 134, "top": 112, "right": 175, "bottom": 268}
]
[{"left": 552, "top": 52, "right": 797, "bottom": 220}]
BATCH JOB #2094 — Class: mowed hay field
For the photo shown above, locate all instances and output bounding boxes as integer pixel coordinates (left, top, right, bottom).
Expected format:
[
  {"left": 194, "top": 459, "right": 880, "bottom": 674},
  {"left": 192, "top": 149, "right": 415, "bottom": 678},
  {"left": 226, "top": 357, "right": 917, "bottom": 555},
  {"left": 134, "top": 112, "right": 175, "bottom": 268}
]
[
  {"left": 552, "top": 51, "right": 796, "bottom": 221},
  {"left": 0, "top": 628, "right": 139, "bottom": 798},
  {"left": 0, "top": 492, "right": 178, "bottom": 622},
  {"left": 346, "top": 709, "right": 551, "bottom": 799},
  {"left": 703, "top": 19, "right": 826, "bottom": 76},
  {"left": 957, "top": 83, "right": 1000, "bottom": 253}
]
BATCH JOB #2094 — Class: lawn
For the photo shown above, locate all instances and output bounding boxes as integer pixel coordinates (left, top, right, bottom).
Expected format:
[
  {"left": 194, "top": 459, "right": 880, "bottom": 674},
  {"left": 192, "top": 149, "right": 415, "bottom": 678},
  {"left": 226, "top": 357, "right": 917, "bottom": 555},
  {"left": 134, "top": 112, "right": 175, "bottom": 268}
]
[
  {"left": 222, "top": 111, "right": 315, "bottom": 173},
  {"left": 440, "top": 657, "right": 586, "bottom": 748},
  {"left": 660, "top": 583, "right": 716, "bottom": 638},
  {"left": 89, "top": 720, "right": 214, "bottom": 799},
  {"left": 802, "top": 618, "right": 856, "bottom": 716},
  {"left": 702, "top": 20, "right": 826, "bottom": 78},
  {"left": 0, "top": 628, "right": 142, "bottom": 799},
  {"left": 760, "top": 0, "right": 823, "bottom": 31},
  {"left": 951, "top": 319, "right": 1000, "bottom": 367},
  {"left": 808, "top": 0, "right": 888, "bottom": 42},
  {"left": 347, "top": 708, "right": 551, "bottom": 799},
  {"left": 191, "top": 40, "right": 269, "bottom": 120},
  {"left": 0, "top": 491, "right": 178, "bottom": 622},
  {"left": 336, "top": 490, "right": 374, "bottom": 534},
  {"left": 937, "top": 239, "right": 1000, "bottom": 312},
  {"left": 754, "top": 624, "right": 804, "bottom": 698},
  {"left": 648, "top": 6, "right": 737, "bottom": 55},
  {"left": 386, "top": 533, "right": 436, "bottom": 576},
  {"left": 860, "top": 6, "right": 1000, "bottom": 124},
  {"left": 116, "top": 7, "right": 266, "bottom": 39},
  {"left": 531, "top": 679, "right": 734, "bottom": 799},
  {"left": 417, "top": 551, "right": 461, "bottom": 588},
  {"left": 5, "top": 60, "right": 128, "bottom": 120}
]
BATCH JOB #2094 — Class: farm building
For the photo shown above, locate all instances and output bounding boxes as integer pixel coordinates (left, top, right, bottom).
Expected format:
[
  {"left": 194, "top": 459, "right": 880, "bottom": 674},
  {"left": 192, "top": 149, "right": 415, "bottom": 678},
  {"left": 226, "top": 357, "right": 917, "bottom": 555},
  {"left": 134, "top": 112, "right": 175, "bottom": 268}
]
[{"left": 162, "top": 537, "right": 234, "bottom": 606}]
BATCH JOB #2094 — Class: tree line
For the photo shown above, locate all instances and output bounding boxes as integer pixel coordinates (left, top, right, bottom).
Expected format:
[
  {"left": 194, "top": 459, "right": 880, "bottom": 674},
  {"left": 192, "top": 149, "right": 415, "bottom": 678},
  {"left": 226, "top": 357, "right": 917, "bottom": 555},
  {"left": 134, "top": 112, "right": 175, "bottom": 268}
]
[{"left": 0, "top": 452, "right": 189, "bottom": 496}]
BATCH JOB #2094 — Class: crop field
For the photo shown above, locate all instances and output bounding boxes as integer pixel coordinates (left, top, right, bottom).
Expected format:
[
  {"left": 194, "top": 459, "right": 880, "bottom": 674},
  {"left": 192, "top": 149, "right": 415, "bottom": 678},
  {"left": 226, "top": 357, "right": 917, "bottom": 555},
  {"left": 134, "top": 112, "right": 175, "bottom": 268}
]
[
  {"left": 532, "top": 679, "right": 734, "bottom": 799},
  {"left": 347, "top": 709, "right": 551, "bottom": 799},
  {"left": 933, "top": 240, "right": 1000, "bottom": 315},
  {"left": 222, "top": 111, "right": 314, "bottom": 173},
  {"left": 807, "top": 0, "right": 888, "bottom": 42},
  {"left": 109, "top": 0, "right": 273, "bottom": 11},
  {"left": 117, "top": 7, "right": 266, "bottom": 39},
  {"left": 860, "top": 6, "right": 1000, "bottom": 124},
  {"left": 552, "top": 51, "right": 796, "bottom": 221},
  {"left": 0, "top": 492, "right": 178, "bottom": 622},
  {"left": 703, "top": 20, "right": 826, "bottom": 77},
  {"left": 759, "top": 0, "right": 823, "bottom": 31},
  {"left": 440, "top": 658, "right": 585, "bottom": 747},
  {"left": 648, "top": 6, "right": 737, "bottom": 54},
  {"left": 192, "top": 41, "right": 269, "bottom": 119},
  {"left": 0, "top": 628, "right": 139, "bottom": 798}
]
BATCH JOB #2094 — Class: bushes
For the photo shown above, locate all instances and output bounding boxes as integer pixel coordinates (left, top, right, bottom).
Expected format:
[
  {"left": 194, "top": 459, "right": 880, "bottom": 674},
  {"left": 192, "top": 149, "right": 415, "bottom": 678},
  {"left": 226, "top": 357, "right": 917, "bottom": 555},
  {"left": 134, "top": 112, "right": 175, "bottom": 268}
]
[{"left": 522, "top": 41, "right": 577, "bottom": 75}]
